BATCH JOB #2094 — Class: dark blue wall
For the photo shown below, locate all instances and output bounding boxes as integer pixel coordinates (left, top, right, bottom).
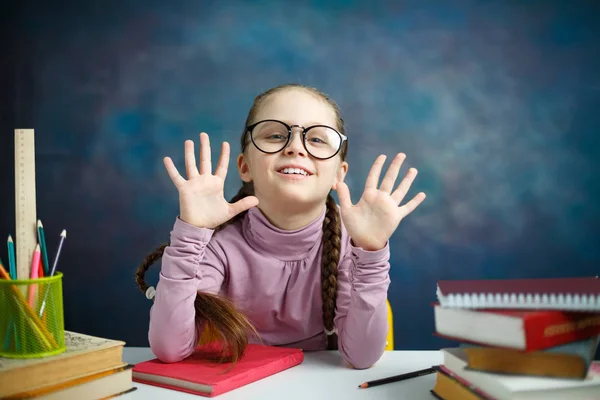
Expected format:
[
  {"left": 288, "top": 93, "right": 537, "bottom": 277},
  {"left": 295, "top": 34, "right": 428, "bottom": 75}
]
[{"left": 1, "top": 0, "right": 599, "bottom": 354}]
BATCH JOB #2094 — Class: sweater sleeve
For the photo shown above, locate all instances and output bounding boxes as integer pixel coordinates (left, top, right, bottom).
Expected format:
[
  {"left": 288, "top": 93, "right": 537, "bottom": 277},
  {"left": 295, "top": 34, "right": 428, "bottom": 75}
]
[
  {"left": 148, "top": 217, "right": 226, "bottom": 363},
  {"left": 334, "top": 241, "right": 391, "bottom": 369}
]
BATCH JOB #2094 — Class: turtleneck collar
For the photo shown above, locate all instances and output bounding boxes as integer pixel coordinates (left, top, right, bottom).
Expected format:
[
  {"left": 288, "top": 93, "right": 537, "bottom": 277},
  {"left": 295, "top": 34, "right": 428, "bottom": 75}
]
[{"left": 242, "top": 206, "right": 326, "bottom": 261}]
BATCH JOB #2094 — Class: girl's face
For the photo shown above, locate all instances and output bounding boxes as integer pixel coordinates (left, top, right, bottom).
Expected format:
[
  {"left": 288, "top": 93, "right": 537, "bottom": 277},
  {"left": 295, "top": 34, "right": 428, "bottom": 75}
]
[{"left": 237, "top": 88, "right": 348, "bottom": 209}]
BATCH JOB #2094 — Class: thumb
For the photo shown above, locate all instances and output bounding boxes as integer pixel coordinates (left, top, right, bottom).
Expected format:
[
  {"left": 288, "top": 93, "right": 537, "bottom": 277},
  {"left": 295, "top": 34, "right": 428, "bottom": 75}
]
[
  {"left": 229, "top": 195, "right": 259, "bottom": 217},
  {"left": 334, "top": 182, "right": 352, "bottom": 210}
]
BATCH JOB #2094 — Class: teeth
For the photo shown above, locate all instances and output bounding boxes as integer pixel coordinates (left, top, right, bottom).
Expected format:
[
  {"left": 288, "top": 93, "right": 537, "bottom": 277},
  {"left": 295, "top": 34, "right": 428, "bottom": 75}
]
[{"left": 281, "top": 168, "right": 308, "bottom": 176}]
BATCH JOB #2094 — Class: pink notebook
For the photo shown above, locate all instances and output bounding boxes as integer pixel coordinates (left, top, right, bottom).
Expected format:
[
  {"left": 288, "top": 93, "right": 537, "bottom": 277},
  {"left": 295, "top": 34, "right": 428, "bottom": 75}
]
[
  {"left": 132, "top": 343, "right": 304, "bottom": 397},
  {"left": 436, "top": 276, "right": 600, "bottom": 311}
]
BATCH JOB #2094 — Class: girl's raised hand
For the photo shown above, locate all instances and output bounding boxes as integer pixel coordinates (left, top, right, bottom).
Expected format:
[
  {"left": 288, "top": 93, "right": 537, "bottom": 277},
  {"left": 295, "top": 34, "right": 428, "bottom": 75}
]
[
  {"left": 334, "top": 153, "right": 426, "bottom": 251},
  {"left": 164, "top": 132, "right": 259, "bottom": 229}
]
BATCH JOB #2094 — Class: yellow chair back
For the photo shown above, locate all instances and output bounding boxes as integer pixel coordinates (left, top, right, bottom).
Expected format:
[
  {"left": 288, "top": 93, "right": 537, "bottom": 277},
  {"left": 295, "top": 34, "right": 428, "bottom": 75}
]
[{"left": 385, "top": 299, "right": 394, "bottom": 350}]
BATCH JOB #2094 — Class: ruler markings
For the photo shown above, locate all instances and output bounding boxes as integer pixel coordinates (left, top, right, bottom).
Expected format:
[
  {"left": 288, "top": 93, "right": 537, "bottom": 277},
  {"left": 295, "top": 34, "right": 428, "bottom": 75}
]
[{"left": 14, "top": 129, "right": 38, "bottom": 280}]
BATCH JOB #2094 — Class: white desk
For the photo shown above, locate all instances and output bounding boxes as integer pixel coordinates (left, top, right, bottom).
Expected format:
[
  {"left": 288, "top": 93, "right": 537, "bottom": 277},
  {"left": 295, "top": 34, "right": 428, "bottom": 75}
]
[{"left": 120, "top": 347, "right": 442, "bottom": 399}]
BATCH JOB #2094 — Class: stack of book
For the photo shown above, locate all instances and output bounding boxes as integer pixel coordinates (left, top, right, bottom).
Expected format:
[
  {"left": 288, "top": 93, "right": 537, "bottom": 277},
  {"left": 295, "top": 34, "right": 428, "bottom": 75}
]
[
  {"left": 430, "top": 276, "right": 600, "bottom": 399},
  {"left": 0, "top": 330, "right": 135, "bottom": 399}
]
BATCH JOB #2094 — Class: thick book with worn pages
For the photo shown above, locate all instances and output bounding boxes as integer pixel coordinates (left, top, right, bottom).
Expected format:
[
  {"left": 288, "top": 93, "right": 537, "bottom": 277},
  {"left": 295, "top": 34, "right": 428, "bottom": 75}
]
[
  {"left": 441, "top": 347, "right": 600, "bottom": 400},
  {"left": 458, "top": 336, "right": 600, "bottom": 379},
  {"left": 132, "top": 343, "right": 304, "bottom": 397},
  {"left": 433, "top": 304, "right": 600, "bottom": 351},
  {"left": 431, "top": 365, "right": 495, "bottom": 400},
  {"left": 436, "top": 276, "right": 600, "bottom": 311},
  {"left": 4, "top": 364, "right": 136, "bottom": 399},
  {"left": 0, "top": 331, "right": 125, "bottom": 398}
]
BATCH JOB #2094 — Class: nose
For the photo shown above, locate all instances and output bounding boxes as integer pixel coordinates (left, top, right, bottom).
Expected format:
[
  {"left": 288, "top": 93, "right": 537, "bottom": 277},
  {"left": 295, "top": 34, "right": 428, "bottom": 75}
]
[{"left": 283, "top": 128, "right": 307, "bottom": 157}]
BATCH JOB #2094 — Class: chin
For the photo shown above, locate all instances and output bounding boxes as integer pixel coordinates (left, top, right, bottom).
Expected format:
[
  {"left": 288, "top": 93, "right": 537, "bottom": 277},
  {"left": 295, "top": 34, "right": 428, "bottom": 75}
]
[
  {"left": 275, "top": 186, "right": 329, "bottom": 206},
  {"left": 270, "top": 185, "right": 308, "bottom": 199},
  {"left": 276, "top": 186, "right": 313, "bottom": 199}
]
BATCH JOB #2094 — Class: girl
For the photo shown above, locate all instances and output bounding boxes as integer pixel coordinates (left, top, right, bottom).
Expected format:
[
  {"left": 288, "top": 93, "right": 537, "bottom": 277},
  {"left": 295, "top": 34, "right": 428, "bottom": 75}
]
[{"left": 135, "top": 84, "right": 426, "bottom": 369}]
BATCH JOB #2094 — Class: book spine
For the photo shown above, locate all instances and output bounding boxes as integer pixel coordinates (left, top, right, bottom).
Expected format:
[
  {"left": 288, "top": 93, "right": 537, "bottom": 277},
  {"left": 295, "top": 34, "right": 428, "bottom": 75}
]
[{"left": 524, "top": 313, "right": 600, "bottom": 351}]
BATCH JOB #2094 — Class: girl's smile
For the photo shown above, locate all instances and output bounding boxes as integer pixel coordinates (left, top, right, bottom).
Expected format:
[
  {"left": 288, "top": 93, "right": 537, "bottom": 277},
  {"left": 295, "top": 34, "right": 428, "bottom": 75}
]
[{"left": 276, "top": 164, "right": 314, "bottom": 181}]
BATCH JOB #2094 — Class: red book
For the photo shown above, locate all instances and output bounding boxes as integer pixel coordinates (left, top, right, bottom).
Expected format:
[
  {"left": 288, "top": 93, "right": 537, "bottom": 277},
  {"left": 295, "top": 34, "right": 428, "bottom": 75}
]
[
  {"left": 436, "top": 276, "right": 600, "bottom": 311},
  {"left": 132, "top": 343, "right": 304, "bottom": 397},
  {"left": 433, "top": 303, "right": 600, "bottom": 351}
]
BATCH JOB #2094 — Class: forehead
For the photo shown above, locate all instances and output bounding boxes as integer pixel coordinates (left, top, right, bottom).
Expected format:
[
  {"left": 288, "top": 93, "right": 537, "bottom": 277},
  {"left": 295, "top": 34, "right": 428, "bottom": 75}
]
[{"left": 254, "top": 89, "right": 337, "bottom": 127}]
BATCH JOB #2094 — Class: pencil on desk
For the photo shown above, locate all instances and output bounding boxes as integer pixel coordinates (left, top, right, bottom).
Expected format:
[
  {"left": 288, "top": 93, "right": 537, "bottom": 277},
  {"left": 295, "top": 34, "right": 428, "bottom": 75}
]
[
  {"left": 37, "top": 220, "right": 50, "bottom": 276},
  {"left": 358, "top": 366, "right": 437, "bottom": 388}
]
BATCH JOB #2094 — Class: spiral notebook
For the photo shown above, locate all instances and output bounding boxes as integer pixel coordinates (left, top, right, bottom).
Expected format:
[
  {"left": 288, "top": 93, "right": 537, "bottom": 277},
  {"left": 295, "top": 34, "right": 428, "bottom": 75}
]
[{"left": 436, "top": 276, "right": 600, "bottom": 311}]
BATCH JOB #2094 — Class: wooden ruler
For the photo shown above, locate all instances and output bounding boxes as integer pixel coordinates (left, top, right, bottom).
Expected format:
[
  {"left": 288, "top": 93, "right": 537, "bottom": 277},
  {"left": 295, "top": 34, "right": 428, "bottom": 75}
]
[{"left": 14, "top": 129, "right": 38, "bottom": 280}]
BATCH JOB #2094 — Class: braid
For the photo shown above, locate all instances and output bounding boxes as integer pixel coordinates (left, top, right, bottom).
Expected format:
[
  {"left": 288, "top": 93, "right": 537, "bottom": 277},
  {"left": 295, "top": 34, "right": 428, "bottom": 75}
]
[
  {"left": 135, "top": 243, "right": 168, "bottom": 295},
  {"left": 321, "top": 193, "right": 342, "bottom": 350}
]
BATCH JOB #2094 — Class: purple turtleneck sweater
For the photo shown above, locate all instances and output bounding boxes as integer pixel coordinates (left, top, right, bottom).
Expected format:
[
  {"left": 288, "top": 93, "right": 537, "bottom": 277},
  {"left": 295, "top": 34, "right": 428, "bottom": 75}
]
[{"left": 148, "top": 206, "right": 391, "bottom": 369}]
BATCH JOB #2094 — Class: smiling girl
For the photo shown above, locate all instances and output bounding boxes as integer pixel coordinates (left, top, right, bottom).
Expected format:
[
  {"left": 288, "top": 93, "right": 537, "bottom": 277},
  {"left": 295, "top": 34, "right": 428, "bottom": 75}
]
[{"left": 135, "top": 84, "right": 426, "bottom": 369}]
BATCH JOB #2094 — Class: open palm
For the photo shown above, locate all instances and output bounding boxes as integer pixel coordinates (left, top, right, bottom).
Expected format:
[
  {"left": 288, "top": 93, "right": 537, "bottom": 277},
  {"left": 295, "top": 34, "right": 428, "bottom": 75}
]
[
  {"left": 335, "top": 153, "right": 426, "bottom": 251},
  {"left": 164, "top": 133, "right": 259, "bottom": 229}
]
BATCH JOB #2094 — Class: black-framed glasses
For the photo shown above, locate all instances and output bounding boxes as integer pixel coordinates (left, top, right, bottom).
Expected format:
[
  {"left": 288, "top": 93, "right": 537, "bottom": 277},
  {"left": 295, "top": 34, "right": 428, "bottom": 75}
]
[{"left": 244, "top": 119, "right": 347, "bottom": 160}]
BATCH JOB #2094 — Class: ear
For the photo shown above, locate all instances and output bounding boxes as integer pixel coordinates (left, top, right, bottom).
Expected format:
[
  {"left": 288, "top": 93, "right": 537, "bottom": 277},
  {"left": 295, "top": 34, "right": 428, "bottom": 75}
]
[
  {"left": 237, "top": 153, "right": 253, "bottom": 183},
  {"left": 332, "top": 160, "right": 348, "bottom": 189}
]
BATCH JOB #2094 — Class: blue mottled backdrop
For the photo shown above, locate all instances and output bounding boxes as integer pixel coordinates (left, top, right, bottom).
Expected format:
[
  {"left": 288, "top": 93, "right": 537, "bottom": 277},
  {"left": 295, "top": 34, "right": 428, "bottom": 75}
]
[{"left": 1, "top": 0, "right": 599, "bottom": 354}]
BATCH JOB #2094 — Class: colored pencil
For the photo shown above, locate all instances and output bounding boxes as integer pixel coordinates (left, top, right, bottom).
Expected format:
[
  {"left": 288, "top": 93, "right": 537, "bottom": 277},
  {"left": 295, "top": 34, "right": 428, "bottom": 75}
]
[
  {"left": 28, "top": 244, "right": 40, "bottom": 307},
  {"left": 7, "top": 235, "right": 16, "bottom": 279},
  {"left": 358, "top": 366, "right": 437, "bottom": 388},
  {"left": 3, "top": 316, "right": 13, "bottom": 351},
  {"left": 38, "top": 256, "right": 44, "bottom": 277},
  {"left": 37, "top": 220, "right": 50, "bottom": 276},
  {"left": 36, "top": 256, "right": 46, "bottom": 324},
  {"left": 3, "top": 315, "right": 21, "bottom": 352},
  {"left": 50, "top": 229, "right": 66, "bottom": 277},
  {"left": 39, "top": 229, "right": 66, "bottom": 317}
]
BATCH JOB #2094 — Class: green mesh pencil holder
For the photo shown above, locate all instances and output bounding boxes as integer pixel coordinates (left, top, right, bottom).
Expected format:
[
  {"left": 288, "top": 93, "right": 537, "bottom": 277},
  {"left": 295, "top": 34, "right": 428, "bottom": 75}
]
[{"left": 0, "top": 272, "right": 66, "bottom": 358}]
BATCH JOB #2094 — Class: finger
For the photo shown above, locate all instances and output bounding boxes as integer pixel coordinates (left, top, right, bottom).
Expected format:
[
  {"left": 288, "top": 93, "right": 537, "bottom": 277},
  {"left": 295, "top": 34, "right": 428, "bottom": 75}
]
[
  {"left": 163, "top": 157, "right": 186, "bottom": 187},
  {"left": 379, "top": 153, "right": 406, "bottom": 193},
  {"left": 334, "top": 181, "right": 353, "bottom": 210},
  {"left": 199, "top": 132, "right": 212, "bottom": 175},
  {"left": 391, "top": 168, "right": 418, "bottom": 204},
  {"left": 214, "top": 141, "right": 230, "bottom": 179},
  {"left": 184, "top": 140, "right": 199, "bottom": 179},
  {"left": 364, "top": 155, "right": 386, "bottom": 191},
  {"left": 399, "top": 192, "right": 426, "bottom": 216},
  {"left": 229, "top": 195, "right": 260, "bottom": 217}
]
